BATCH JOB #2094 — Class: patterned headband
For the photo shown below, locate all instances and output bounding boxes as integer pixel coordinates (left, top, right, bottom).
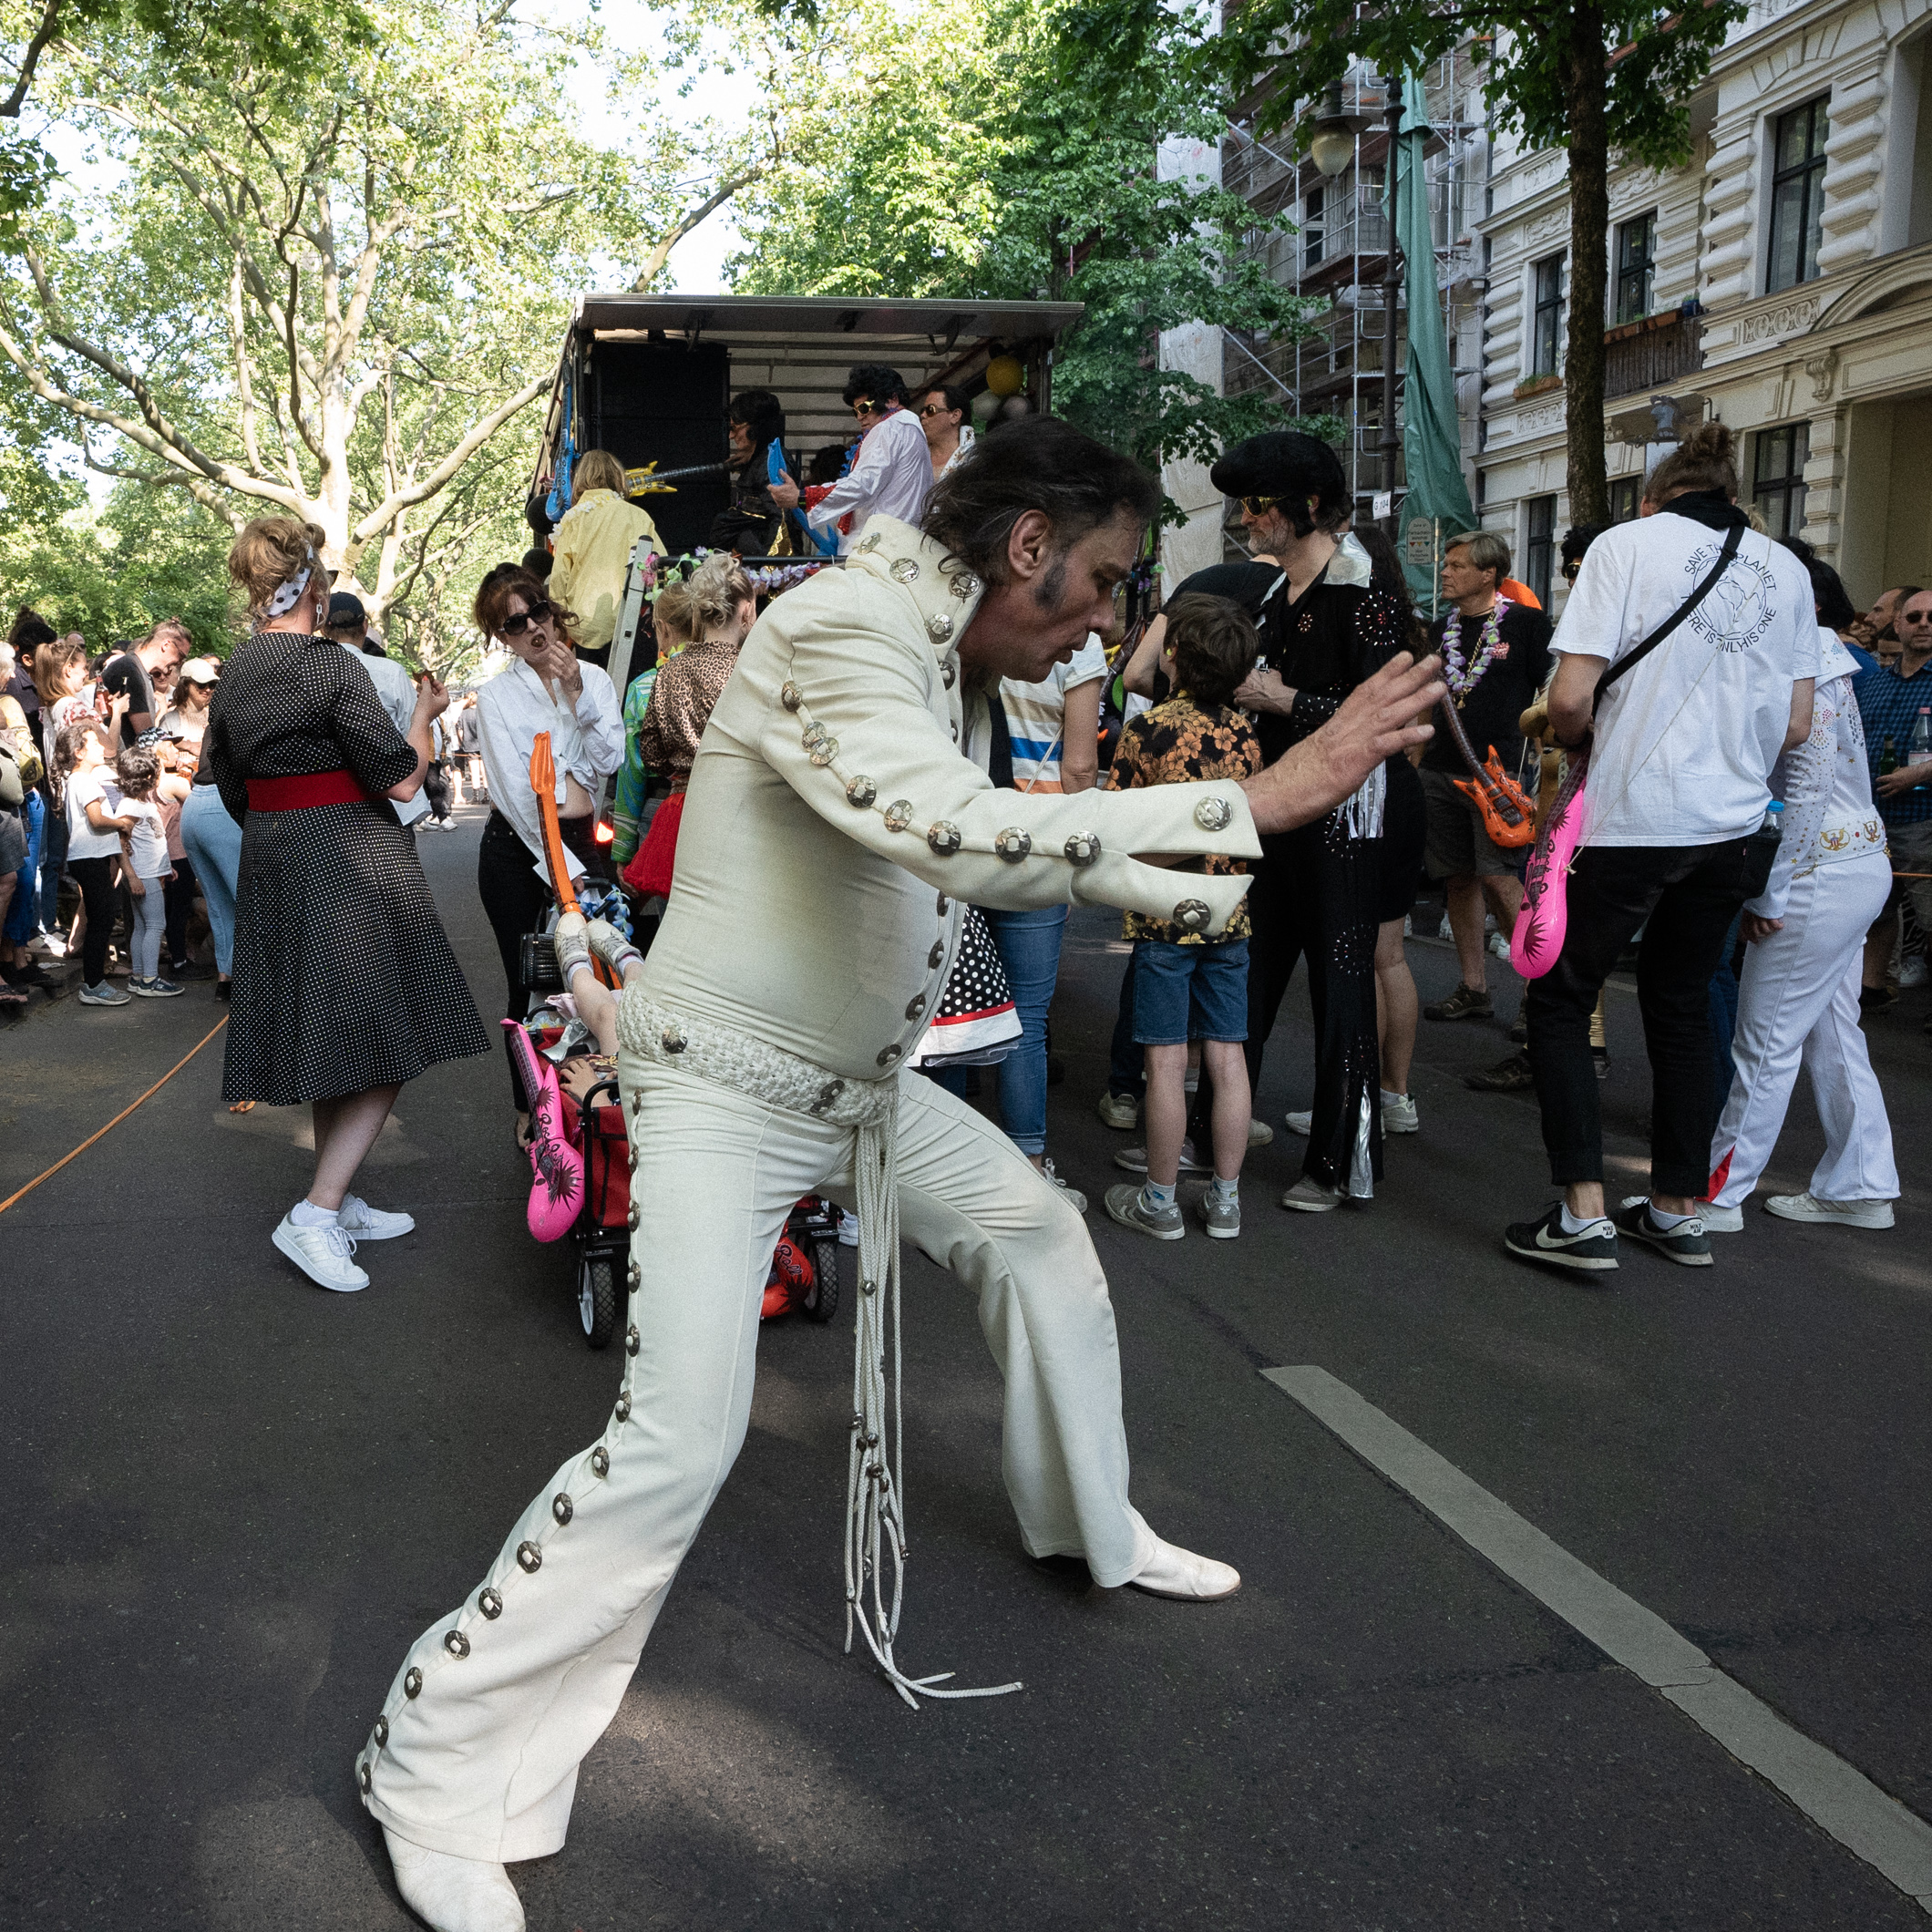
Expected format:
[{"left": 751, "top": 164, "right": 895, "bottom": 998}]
[{"left": 265, "top": 550, "right": 317, "bottom": 617}]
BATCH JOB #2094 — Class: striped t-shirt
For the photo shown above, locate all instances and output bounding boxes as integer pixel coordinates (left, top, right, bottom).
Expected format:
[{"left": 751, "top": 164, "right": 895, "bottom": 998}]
[{"left": 1000, "top": 633, "right": 1107, "bottom": 793}]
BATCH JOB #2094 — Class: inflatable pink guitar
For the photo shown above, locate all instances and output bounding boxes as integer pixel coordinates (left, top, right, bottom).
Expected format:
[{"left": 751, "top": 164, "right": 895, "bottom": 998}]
[{"left": 1510, "top": 754, "right": 1588, "bottom": 979}]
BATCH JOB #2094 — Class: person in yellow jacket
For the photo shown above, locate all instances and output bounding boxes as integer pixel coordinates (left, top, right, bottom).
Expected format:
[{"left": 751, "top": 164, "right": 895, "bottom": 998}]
[{"left": 546, "top": 449, "right": 664, "bottom": 665}]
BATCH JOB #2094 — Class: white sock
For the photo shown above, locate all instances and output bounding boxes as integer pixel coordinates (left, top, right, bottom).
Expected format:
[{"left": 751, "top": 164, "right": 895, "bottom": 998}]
[
  {"left": 1380, "top": 1088, "right": 1405, "bottom": 1105},
  {"left": 1142, "top": 1178, "right": 1177, "bottom": 1211},
  {"left": 291, "top": 1198, "right": 338, "bottom": 1228},
  {"left": 1558, "top": 1202, "right": 1601, "bottom": 1235},
  {"left": 1649, "top": 1203, "right": 1696, "bottom": 1229},
  {"left": 1210, "top": 1175, "right": 1239, "bottom": 1204}
]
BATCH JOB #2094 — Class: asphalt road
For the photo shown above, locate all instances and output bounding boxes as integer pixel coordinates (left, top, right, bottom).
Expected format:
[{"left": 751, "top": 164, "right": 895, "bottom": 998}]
[{"left": 4, "top": 801, "right": 1928, "bottom": 1930}]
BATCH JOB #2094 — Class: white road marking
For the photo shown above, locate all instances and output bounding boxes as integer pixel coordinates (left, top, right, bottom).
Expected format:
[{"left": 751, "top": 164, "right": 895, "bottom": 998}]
[{"left": 1264, "top": 1364, "right": 1932, "bottom": 1914}]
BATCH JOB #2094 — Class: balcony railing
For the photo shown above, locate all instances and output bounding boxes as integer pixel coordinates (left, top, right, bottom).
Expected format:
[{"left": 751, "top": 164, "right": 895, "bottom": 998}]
[{"left": 1603, "top": 310, "right": 1704, "bottom": 400}]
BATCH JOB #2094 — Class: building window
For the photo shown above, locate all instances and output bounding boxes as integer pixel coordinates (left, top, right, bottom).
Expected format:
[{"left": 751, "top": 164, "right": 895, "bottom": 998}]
[
  {"left": 1526, "top": 496, "right": 1557, "bottom": 606},
  {"left": 1608, "top": 476, "right": 1642, "bottom": 523},
  {"left": 1767, "top": 97, "right": 1829, "bottom": 293},
  {"left": 1614, "top": 212, "right": 1655, "bottom": 324},
  {"left": 1531, "top": 253, "right": 1567, "bottom": 375},
  {"left": 1752, "top": 422, "right": 1810, "bottom": 539},
  {"left": 1304, "top": 183, "right": 1325, "bottom": 268}
]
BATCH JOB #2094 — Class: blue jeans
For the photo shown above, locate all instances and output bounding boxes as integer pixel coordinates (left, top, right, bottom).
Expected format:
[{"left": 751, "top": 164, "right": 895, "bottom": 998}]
[
  {"left": 939, "top": 904, "right": 1068, "bottom": 1156},
  {"left": 5, "top": 786, "right": 44, "bottom": 943},
  {"left": 179, "top": 783, "right": 242, "bottom": 975},
  {"left": 37, "top": 794, "right": 66, "bottom": 932}
]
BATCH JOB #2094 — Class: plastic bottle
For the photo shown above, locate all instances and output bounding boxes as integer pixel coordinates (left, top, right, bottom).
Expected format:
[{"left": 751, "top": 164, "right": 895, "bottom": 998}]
[{"left": 1761, "top": 800, "right": 1784, "bottom": 838}]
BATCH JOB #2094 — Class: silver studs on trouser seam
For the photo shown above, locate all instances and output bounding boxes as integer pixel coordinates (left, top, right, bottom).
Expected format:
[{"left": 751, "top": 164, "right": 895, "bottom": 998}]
[
  {"left": 591, "top": 1446, "right": 610, "bottom": 1477},
  {"left": 478, "top": 1588, "right": 502, "bottom": 1619},
  {"left": 517, "top": 1541, "right": 542, "bottom": 1573},
  {"left": 444, "top": 1629, "right": 469, "bottom": 1659},
  {"left": 627, "top": 1259, "right": 641, "bottom": 1290},
  {"left": 614, "top": 1391, "right": 632, "bottom": 1422},
  {"left": 373, "top": 1716, "right": 388, "bottom": 1746},
  {"left": 404, "top": 1668, "right": 422, "bottom": 1698},
  {"left": 552, "top": 1492, "right": 573, "bottom": 1526},
  {"left": 359, "top": 1761, "right": 372, "bottom": 1792},
  {"left": 626, "top": 1324, "right": 641, "bottom": 1356},
  {"left": 781, "top": 681, "right": 803, "bottom": 712}
]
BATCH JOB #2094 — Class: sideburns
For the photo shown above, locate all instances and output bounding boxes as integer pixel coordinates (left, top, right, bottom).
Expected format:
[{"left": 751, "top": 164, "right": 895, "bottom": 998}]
[{"left": 1032, "top": 553, "right": 1067, "bottom": 612}]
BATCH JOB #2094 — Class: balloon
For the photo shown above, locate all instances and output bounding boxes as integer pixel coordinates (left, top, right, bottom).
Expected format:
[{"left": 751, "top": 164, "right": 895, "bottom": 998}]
[
  {"left": 984, "top": 355, "right": 1024, "bottom": 397},
  {"left": 970, "top": 390, "right": 1001, "bottom": 424}
]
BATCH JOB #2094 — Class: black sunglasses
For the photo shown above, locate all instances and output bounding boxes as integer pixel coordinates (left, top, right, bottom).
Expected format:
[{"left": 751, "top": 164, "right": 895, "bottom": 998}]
[{"left": 500, "top": 600, "right": 556, "bottom": 639}]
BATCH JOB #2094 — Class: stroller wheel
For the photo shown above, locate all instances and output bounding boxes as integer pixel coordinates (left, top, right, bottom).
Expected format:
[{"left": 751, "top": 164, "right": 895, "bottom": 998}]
[
  {"left": 804, "top": 1238, "right": 840, "bottom": 1324},
  {"left": 578, "top": 1253, "right": 619, "bottom": 1350}
]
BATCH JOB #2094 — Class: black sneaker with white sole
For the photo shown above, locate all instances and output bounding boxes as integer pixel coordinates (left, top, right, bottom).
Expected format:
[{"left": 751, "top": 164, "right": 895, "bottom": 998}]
[
  {"left": 1504, "top": 1201, "right": 1619, "bottom": 1272},
  {"left": 1612, "top": 1197, "right": 1713, "bottom": 1267}
]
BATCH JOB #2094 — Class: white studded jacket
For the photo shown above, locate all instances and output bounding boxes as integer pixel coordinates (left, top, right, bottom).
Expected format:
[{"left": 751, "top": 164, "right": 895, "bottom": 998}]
[{"left": 636, "top": 519, "right": 1259, "bottom": 1083}]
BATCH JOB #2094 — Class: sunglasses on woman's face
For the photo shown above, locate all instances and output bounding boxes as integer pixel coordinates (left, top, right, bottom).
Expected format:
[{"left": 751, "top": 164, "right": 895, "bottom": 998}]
[{"left": 500, "top": 600, "right": 556, "bottom": 639}]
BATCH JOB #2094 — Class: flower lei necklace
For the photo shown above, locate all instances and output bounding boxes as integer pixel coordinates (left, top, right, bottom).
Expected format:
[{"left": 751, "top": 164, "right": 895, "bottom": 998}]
[{"left": 1440, "top": 594, "right": 1511, "bottom": 705}]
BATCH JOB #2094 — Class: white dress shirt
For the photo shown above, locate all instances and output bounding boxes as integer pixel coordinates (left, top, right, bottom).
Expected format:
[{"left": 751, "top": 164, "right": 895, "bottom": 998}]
[
  {"left": 476, "top": 655, "right": 624, "bottom": 879},
  {"left": 344, "top": 642, "right": 428, "bottom": 827},
  {"left": 806, "top": 407, "right": 937, "bottom": 554}
]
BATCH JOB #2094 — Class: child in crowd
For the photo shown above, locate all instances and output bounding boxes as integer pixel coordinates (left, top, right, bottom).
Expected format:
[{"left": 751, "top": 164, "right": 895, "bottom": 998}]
[
  {"left": 111, "top": 745, "right": 182, "bottom": 997},
  {"left": 57, "top": 721, "right": 136, "bottom": 1006},
  {"left": 1102, "top": 593, "right": 1263, "bottom": 1241}
]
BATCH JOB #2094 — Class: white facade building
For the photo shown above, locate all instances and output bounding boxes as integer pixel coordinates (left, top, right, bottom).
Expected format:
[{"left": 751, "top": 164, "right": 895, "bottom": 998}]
[{"left": 1478, "top": 0, "right": 1932, "bottom": 613}]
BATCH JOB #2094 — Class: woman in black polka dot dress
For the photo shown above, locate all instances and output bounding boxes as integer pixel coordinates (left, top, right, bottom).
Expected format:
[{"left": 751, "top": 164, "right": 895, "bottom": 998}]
[{"left": 208, "top": 517, "right": 488, "bottom": 1293}]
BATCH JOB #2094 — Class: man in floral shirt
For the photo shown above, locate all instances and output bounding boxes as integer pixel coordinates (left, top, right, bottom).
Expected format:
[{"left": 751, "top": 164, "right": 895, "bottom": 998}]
[
  {"left": 1419, "top": 530, "right": 1551, "bottom": 1023},
  {"left": 1103, "top": 593, "right": 1265, "bottom": 1242}
]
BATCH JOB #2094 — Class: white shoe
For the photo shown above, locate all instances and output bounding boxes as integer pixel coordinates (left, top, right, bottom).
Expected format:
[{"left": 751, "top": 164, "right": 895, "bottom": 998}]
[
  {"left": 1382, "top": 1094, "right": 1420, "bottom": 1134},
  {"left": 1764, "top": 1192, "right": 1896, "bottom": 1228},
  {"left": 337, "top": 1195, "right": 416, "bottom": 1240},
  {"left": 1039, "top": 1156, "right": 1087, "bottom": 1216},
  {"left": 384, "top": 1829, "right": 525, "bottom": 1932},
  {"left": 1095, "top": 1091, "right": 1141, "bottom": 1131},
  {"left": 1487, "top": 930, "right": 1512, "bottom": 961},
  {"left": 1280, "top": 1175, "right": 1345, "bottom": 1212},
  {"left": 1126, "top": 1537, "right": 1241, "bottom": 1601},
  {"left": 1283, "top": 1110, "right": 1312, "bottom": 1137},
  {"left": 272, "top": 1215, "right": 368, "bottom": 1292},
  {"left": 1699, "top": 1201, "right": 1744, "bottom": 1233},
  {"left": 1248, "top": 1117, "right": 1273, "bottom": 1146},
  {"left": 838, "top": 1208, "right": 859, "bottom": 1247},
  {"left": 1899, "top": 955, "right": 1928, "bottom": 990}
]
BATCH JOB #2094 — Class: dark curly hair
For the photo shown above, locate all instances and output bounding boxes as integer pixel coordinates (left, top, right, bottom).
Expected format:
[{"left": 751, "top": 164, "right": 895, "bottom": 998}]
[
  {"left": 473, "top": 565, "right": 579, "bottom": 643},
  {"left": 922, "top": 417, "right": 1159, "bottom": 585},
  {"left": 843, "top": 364, "right": 908, "bottom": 409}
]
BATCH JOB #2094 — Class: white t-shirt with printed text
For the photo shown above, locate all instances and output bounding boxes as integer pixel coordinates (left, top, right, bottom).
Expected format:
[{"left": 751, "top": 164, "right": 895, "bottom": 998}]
[{"left": 1550, "top": 512, "right": 1818, "bottom": 848}]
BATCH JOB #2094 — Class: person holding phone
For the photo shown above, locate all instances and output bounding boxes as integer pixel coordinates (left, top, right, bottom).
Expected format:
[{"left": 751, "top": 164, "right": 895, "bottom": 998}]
[{"left": 472, "top": 565, "right": 624, "bottom": 1144}]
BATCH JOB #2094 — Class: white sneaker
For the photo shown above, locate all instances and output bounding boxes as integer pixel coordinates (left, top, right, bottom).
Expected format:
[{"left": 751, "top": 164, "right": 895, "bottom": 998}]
[
  {"left": 1280, "top": 1175, "right": 1346, "bottom": 1212},
  {"left": 77, "top": 981, "right": 131, "bottom": 1006},
  {"left": 1899, "top": 955, "right": 1928, "bottom": 990},
  {"left": 1283, "top": 1110, "right": 1312, "bottom": 1137},
  {"left": 1382, "top": 1094, "right": 1420, "bottom": 1134},
  {"left": 1126, "top": 1537, "right": 1241, "bottom": 1600},
  {"left": 336, "top": 1195, "right": 416, "bottom": 1240},
  {"left": 1248, "top": 1117, "right": 1273, "bottom": 1146},
  {"left": 1764, "top": 1193, "right": 1896, "bottom": 1228},
  {"left": 1699, "top": 1201, "right": 1744, "bottom": 1233},
  {"left": 838, "top": 1208, "right": 859, "bottom": 1247},
  {"left": 272, "top": 1215, "right": 368, "bottom": 1291},
  {"left": 28, "top": 932, "right": 65, "bottom": 959},
  {"left": 1437, "top": 912, "right": 1454, "bottom": 941},
  {"left": 384, "top": 1829, "right": 525, "bottom": 1932},
  {"left": 1039, "top": 1156, "right": 1087, "bottom": 1216},
  {"left": 1095, "top": 1091, "right": 1141, "bottom": 1130},
  {"left": 1487, "top": 930, "right": 1511, "bottom": 961}
]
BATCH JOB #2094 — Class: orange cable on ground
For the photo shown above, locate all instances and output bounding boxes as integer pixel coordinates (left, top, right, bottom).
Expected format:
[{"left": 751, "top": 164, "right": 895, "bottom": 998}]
[{"left": 0, "top": 1017, "right": 227, "bottom": 1217}]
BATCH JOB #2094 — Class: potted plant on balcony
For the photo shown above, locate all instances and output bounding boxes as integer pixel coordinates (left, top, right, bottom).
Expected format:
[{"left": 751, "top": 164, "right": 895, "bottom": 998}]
[{"left": 1514, "top": 373, "right": 1565, "bottom": 400}]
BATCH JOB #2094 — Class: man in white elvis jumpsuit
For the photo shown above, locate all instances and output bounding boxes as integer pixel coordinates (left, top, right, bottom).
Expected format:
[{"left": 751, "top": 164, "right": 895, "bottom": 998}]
[{"left": 362, "top": 421, "right": 1445, "bottom": 1932}]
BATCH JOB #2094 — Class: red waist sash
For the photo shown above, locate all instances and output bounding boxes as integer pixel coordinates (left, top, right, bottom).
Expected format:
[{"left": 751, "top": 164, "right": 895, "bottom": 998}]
[{"left": 246, "top": 770, "right": 371, "bottom": 811}]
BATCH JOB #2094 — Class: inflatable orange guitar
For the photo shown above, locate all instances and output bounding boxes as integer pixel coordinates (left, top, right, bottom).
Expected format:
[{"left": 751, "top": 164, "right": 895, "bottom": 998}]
[
  {"left": 529, "top": 731, "right": 614, "bottom": 984},
  {"left": 1437, "top": 697, "right": 1536, "bottom": 849}
]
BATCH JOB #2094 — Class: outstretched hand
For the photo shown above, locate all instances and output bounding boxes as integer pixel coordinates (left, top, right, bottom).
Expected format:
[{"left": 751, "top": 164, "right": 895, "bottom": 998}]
[{"left": 1239, "top": 653, "right": 1447, "bottom": 838}]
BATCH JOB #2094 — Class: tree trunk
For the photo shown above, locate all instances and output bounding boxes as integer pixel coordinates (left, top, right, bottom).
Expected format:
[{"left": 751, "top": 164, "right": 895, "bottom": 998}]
[{"left": 1562, "top": 3, "right": 1610, "bottom": 528}]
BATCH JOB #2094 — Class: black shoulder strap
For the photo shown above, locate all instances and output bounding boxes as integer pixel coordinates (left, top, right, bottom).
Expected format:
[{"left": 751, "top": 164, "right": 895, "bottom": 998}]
[{"left": 1592, "top": 521, "right": 1744, "bottom": 715}]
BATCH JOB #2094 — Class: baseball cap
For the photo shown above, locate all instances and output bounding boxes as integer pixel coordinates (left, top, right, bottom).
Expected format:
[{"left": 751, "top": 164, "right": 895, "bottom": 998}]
[
  {"left": 178, "top": 656, "right": 221, "bottom": 685},
  {"left": 325, "top": 591, "right": 366, "bottom": 630}
]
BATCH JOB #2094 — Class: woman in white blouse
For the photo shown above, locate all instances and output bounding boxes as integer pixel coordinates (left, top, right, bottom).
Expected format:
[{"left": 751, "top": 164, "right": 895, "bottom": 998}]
[{"left": 473, "top": 566, "right": 624, "bottom": 1142}]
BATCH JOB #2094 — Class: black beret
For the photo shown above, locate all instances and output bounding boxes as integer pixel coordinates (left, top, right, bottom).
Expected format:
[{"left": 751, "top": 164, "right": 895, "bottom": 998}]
[
  {"left": 1209, "top": 431, "right": 1348, "bottom": 514},
  {"left": 1170, "top": 562, "right": 1281, "bottom": 617}
]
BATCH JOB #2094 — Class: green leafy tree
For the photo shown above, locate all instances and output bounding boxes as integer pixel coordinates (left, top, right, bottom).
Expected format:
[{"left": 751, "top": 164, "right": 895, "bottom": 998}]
[
  {"left": 720, "top": 0, "right": 1333, "bottom": 481},
  {"left": 0, "top": 0, "right": 789, "bottom": 622},
  {"left": 1077, "top": 0, "right": 1747, "bottom": 525}
]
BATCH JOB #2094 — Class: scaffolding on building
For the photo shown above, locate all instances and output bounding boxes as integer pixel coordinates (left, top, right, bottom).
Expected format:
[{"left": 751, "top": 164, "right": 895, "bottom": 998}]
[{"left": 1220, "top": 46, "right": 1488, "bottom": 554}]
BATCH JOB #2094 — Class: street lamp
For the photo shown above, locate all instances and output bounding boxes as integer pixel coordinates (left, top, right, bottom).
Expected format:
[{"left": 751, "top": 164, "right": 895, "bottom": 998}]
[{"left": 1309, "top": 82, "right": 1369, "bottom": 179}]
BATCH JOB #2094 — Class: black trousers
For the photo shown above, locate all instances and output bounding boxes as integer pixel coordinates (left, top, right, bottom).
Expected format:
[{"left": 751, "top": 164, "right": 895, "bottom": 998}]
[
  {"left": 1526, "top": 839, "right": 1752, "bottom": 1197},
  {"left": 163, "top": 850, "right": 200, "bottom": 967},
  {"left": 424, "top": 761, "right": 453, "bottom": 822},
  {"left": 68, "top": 855, "right": 119, "bottom": 985},
  {"left": 477, "top": 808, "right": 606, "bottom": 1111}
]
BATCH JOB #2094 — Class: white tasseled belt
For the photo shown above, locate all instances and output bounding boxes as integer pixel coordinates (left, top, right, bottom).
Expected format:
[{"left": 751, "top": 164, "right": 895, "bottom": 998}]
[{"left": 616, "top": 992, "right": 1022, "bottom": 1709}]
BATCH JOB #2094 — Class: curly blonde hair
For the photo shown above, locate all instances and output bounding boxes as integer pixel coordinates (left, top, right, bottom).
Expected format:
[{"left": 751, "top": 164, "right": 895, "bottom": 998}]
[
  {"left": 229, "top": 517, "right": 328, "bottom": 620},
  {"left": 653, "top": 554, "right": 754, "bottom": 649}
]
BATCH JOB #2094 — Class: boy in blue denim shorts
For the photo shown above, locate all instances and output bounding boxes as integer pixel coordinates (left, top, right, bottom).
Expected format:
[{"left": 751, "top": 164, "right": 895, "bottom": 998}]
[{"left": 1102, "top": 593, "right": 1262, "bottom": 1240}]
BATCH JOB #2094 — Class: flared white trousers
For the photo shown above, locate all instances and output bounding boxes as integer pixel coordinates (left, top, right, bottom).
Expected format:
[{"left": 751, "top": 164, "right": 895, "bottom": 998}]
[
  {"left": 361, "top": 1058, "right": 1156, "bottom": 1862},
  {"left": 1709, "top": 855, "right": 1898, "bottom": 1208}
]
